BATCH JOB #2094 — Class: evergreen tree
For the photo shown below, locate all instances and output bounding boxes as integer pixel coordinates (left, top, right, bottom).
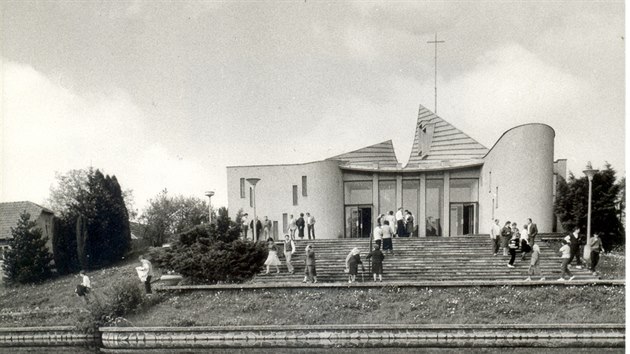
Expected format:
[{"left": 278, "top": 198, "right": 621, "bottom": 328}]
[
  {"left": 2, "top": 212, "right": 53, "bottom": 284},
  {"left": 554, "top": 163, "right": 625, "bottom": 249}
]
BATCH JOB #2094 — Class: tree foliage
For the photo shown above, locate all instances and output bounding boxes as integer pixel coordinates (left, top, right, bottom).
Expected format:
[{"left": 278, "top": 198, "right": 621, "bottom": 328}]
[
  {"left": 2, "top": 212, "right": 53, "bottom": 284},
  {"left": 554, "top": 163, "right": 625, "bottom": 249},
  {"left": 149, "top": 209, "right": 266, "bottom": 284},
  {"left": 140, "top": 189, "right": 213, "bottom": 246},
  {"left": 49, "top": 168, "right": 131, "bottom": 271}
]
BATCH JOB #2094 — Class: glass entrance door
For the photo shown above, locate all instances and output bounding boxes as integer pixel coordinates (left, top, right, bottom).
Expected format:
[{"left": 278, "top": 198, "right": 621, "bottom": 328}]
[
  {"left": 449, "top": 203, "right": 477, "bottom": 236},
  {"left": 345, "top": 205, "right": 372, "bottom": 238}
]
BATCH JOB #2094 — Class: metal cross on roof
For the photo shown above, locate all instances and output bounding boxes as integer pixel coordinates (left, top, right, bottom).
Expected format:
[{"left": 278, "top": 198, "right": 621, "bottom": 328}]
[{"left": 427, "top": 33, "right": 445, "bottom": 113}]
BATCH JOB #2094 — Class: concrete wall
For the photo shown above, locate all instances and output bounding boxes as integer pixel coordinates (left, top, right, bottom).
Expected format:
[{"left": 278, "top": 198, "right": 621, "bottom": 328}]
[
  {"left": 480, "top": 124, "right": 555, "bottom": 233},
  {"left": 227, "top": 160, "right": 344, "bottom": 239}
]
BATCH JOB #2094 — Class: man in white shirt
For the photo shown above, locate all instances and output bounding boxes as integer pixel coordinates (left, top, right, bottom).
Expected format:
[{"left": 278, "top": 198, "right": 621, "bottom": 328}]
[
  {"left": 395, "top": 207, "right": 404, "bottom": 237},
  {"left": 306, "top": 212, "right": 316, "bottom": 240},
  {"left": 241, "top": 213, "right": 249, "bottom": 240},
  {"left": 490, "top": 219, "right": 501, "bottom": 256}
]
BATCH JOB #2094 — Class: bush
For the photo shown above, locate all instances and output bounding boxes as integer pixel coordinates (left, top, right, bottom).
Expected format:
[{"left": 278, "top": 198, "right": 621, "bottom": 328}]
[
  {"left": 79, "top": 278, "right": 146, "bottom": 332},
  {"left": 153, "top": 214, "right": 268, "bottom": 284}
]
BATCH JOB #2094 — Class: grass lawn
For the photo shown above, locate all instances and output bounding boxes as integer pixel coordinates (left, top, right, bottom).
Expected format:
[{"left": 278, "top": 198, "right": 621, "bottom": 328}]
[
  {"left": 126, "top": 285, "right": 625, "bottom": 327},
  {"left": 0, "top": 246, "right": 625, "bottom": 328}
]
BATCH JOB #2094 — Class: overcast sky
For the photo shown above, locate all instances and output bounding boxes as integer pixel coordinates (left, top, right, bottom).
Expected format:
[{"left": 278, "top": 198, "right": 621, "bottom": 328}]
[{"left": 1, "top": 1, "right": 625, "bottom": 213}]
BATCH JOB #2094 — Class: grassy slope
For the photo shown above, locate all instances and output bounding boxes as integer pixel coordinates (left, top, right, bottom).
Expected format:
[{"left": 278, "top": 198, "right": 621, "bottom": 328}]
[{"left": 0, "top": 248, "right": 625, "bottom": 327}]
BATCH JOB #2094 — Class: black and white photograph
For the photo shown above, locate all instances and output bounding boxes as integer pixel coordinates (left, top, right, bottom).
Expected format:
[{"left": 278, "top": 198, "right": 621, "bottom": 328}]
[{"left": 0, "top": 1, "right": 625, "bottom": 352}]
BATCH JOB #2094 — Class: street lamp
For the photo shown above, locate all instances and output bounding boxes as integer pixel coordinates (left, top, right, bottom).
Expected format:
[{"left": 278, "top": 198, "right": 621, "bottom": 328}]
[
  {"left": 246, "top": 178, "right": 261, "bottom": 242},
  {"left": 583, "top": 162, "right": 598, "bottom": 259},
  {"left": 205, "top": 191, "right": 215, "bottom": 224}
]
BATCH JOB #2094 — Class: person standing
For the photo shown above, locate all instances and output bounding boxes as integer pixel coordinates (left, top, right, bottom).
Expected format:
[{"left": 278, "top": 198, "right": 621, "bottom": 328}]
[
  {"left": 288, "top": 214, "right": 298, "bottom": 239},
  {"left": 136, "top": 255, "right": 154, "bottom": 295},
  {"left": 250, "top": 217, "right": 263, "bottom": 242},
  {"left": 500, "top": 221, "right": 512, "bottom": 256},
  {"left": 241, "top": 213, "right": 249, "bottom": 240},
  {"left": 381, "top": 220, "right": 394, "bottom": 255},
  {"left": 373, "top": 222, "right": 383, "bottom": 249},
  {"left": 303, "top": 244, "right": 317, "bottom": 283},
  {"left": 405, "top": 210, "right": 415, "bottom": 237},
  {"left": 75, "top": 270, "right": 91, "bottom": 303},
  {"left": 588, "top": 232, "right": 604, "bottom": 275},
  {"left": 567, "top": 228, "right": 584, "bottom": 269},
  {"left": 558, "top": 239, "right": 575, "bottom": 281},
  {"left": 263, "top": 238, "right": 281, "bottom": 274},
  {"left": 385, "top": 211, "right": 396, "bottom": 235},
  {"left": 490, "top": 219, "right": 501, "bottom": 256},
  {"left": 283, "top": 234, "right": 296, "bottom": 274},
  {"left": 520, "top": 221, "right": 531, "bottom": 261},
  {"left": 306, "top": 212, "right": 316, "bottom": 240},
  {"left": 366, "top": 245, "right": 385, "bottom": 282},
  {"left": 296, "top": 213, "right": 306, "bottom": 239},
  {"left": 395, "top": 207, "right": 405, "bottom": 237},
  {"left": 345, "top": 248, "right": 364, "bottom": 283},
  {"left": 525, "top": 244, "right": 545, "bottom": 281},
  {"left": 262, "top": 216, "right": 272, "bottom": 240},
  {"left": 526, "top": 218, "right": 538, "bottom": 245}
]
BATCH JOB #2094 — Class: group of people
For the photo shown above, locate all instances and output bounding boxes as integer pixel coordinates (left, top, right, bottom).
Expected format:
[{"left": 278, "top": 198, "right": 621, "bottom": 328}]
[
  {"left": 381, "top": 207, "right": 415, "bottom": 238},
  {"left": 490, "top": 218, "right": 605, "bottom": 281},
  {"left": 242, "top": 212, "right": 316, "bottom": 241},
  {"left": 344, "top": 246, "right": 385, "bottom": 283}
]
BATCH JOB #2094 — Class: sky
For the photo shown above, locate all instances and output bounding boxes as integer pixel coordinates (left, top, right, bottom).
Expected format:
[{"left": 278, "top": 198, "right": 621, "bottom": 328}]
[{"left": 0, "top": 1, "right": 625, "bottom": 215}]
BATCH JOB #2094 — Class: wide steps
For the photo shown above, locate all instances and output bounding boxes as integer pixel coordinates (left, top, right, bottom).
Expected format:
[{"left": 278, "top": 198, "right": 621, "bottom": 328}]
[{"left": 255, "top": 236, "right": 595, "bottom": 284}]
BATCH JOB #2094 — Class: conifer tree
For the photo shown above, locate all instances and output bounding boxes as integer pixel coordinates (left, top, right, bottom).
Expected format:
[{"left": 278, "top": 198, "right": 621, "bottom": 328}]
[{"left": 2, "top": 212, "right": 53, "bottom": 284}]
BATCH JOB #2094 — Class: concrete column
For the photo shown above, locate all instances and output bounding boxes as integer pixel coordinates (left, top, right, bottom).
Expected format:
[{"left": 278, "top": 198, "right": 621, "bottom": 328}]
[
  {"left": 419, "top": 174, "right": 426, "bottom": 237},
  {"left": 443, "top": 171, "right": 450, "bottom": 237},
  {"left": 372, "top": 173, "right": 379, "bottom": 227},
  {"left": 396, "top": 174, "right": 403, "bottom": 209}
]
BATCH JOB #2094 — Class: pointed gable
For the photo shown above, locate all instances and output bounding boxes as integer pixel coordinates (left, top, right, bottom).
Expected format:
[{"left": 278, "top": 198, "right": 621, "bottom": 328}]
[
  {"left": 0, "top": 201, "right": 54, "bottom": 241},
  {"left": 328, "top": 140, "right": 399, "bottom": 167},
  {"left": 405, "top": 105, "right": 488, "bottom": 168}
]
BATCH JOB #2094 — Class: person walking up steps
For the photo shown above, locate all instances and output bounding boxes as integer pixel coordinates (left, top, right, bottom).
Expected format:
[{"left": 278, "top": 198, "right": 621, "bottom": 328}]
[
  {"left": 588, "top": 232, "right": 604, "bottom": 275},
  {"left": 263, "top": 238, "right": 281, "bottom": 274},
  {"left": 366, "top": 245, "right": 385, "bottom": 282},
  {"left": 303, "top": 244, "right": 317, "bottom": 283},
  {"left": 500, "top": 221, "right": 512, "bottom": 256},
  {"left": 490, "top": 219, "right": 501, "bottom": 256},
  {"left": 381, "top": 220, "right": 394, "bottom": 255},
  {"left": 507, "top": 231, "right": 519, "bottom": 268},
  {"left": 373, "top": 222, "right": 383, "bottom": 249},
  {"left": 283, "top": 234, "right": 296, "bottom": 274},
  {"left": 558, "top": 239, "right": 575, "bottom": 281},
  {"left": 345, "top": 247, "right": 364, "bottom": 283},
  {"left": 525, "top": 244, "right": 545, "bottom": 281}
]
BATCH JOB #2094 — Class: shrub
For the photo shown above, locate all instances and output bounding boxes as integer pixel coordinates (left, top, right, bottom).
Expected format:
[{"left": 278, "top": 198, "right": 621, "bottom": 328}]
[
  {"left": 2, "top": 212, "right": 53, "bottom": 284},
  {"left": 156, "top": 214, "right": 268, "bottom": 284}
]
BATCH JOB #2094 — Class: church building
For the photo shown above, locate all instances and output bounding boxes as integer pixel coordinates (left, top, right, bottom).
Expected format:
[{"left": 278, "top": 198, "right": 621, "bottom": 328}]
[{"left": 227, "top": 105, "right": 566, "bottom": 239}]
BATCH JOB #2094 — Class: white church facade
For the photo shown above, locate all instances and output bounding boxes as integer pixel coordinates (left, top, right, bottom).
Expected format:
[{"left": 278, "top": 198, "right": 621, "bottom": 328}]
[{"left": 227, "top": 105, "right": 566, "bottom": 240}]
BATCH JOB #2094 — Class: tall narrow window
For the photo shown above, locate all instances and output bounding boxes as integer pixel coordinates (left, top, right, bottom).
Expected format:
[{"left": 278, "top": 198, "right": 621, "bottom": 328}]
[
  {"left": 249, "top": 187, "right": 253, "bottom": 207},
  {"left": 292, "top": 185, "right": 298, "bottom": 206},
  {"left": 488, "top": 171, "right": 492, "bottom": 193},
  {"left": 302, "top": 176, "right": 308, "bottom": 196},
  {"left": 240, "top": 178, "right": 245, "bottom": 198},
  {"left": 282, "top": 213, "right": 288, "bottom": 233}
]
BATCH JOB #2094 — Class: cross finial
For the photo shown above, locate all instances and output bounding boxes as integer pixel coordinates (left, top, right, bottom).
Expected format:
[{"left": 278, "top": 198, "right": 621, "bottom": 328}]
[{"left": 427, "top": 33, "right": 445, "bottom": 113}]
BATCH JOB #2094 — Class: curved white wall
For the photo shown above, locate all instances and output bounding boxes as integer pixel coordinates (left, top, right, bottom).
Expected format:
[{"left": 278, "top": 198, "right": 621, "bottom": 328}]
[{"left": 480, "top": 124, "right": 555, "bottom": 232}]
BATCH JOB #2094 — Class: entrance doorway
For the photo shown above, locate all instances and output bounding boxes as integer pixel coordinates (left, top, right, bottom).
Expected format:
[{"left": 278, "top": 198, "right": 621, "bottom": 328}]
[
  {"left": 344, "top": 205, "right": 372, "bottom": 238},
  {"left": 449, "top": 203, "right": 477, "bottom": 236}
]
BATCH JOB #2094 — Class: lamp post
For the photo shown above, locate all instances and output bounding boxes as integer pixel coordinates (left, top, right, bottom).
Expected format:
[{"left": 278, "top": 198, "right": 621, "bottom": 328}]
[
  {"left": 583, "top": 162, "right": 598, "bottom": 254},
  {"left": 246, "top": 178, "right": 261, "bottom": 242},
  {"left": 205, "top": 191, "right": 215, "bottom": 224}
]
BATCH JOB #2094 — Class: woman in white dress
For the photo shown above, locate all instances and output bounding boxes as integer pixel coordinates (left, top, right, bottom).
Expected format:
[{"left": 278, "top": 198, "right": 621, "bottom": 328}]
[{"left": 264, "top": 238, "right": 281, "bottom": 274}]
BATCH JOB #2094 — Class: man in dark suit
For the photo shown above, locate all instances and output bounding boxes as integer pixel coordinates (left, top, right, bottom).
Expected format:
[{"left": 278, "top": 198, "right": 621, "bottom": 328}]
[{"left": 527, "top": 218, "right": 538, "bottom": 245}]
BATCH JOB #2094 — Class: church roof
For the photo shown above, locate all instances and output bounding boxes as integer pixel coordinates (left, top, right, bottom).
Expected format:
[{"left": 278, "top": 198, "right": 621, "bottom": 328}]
[
  {"left": 328, "top": 140, "right": 399, "bottom": 168},
  {"left": 405, "top": 105, "right": 488, "bottom": 169}
]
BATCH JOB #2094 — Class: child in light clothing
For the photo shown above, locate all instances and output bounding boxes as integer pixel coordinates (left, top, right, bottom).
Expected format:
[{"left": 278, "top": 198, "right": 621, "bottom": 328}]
[
  {"left": 558, "top": 239, "right": 575, "bottom": 281},
  {"left": 525, "top": 244, "right": 545, "bottom": 281}
]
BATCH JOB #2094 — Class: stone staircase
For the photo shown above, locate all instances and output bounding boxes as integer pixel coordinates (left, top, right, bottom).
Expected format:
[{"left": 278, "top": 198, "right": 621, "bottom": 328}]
[{"left": 253, "top": 236, "right": 597, "bottom": 283}]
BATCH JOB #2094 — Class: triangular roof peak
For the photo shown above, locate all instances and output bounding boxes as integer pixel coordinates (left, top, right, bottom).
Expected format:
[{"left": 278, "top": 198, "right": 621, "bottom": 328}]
[
  {"left": 328, "top": 140, "right": 399, "bottom": 167},
  {"left": 405, "top": 105, "right": 488, "bottom": 168}
]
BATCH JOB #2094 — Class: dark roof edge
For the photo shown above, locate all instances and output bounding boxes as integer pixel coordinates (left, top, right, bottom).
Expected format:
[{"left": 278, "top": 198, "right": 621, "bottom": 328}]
[
  {"left": 227, "top": 159, "right": 332, "bottom": 169},
  {"left": 0, "top": 201, "right": 54, "bottom": 215}
]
